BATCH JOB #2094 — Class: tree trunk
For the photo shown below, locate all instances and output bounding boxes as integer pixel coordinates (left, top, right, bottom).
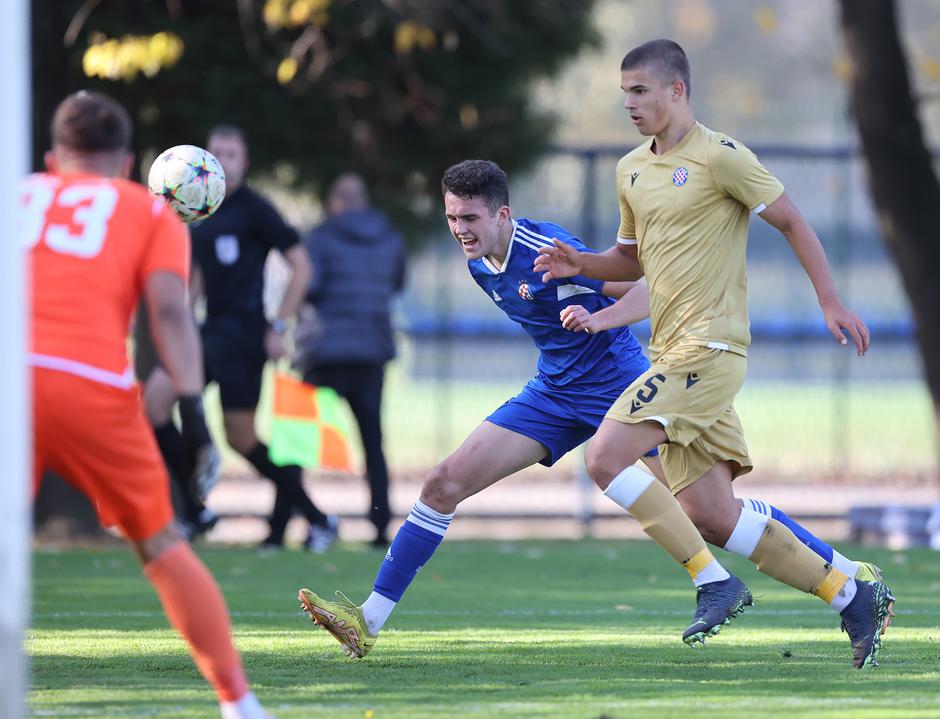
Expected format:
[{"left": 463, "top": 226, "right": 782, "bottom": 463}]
[
  {"left": 31, "top": 1, "right": 72, "bottom": 172},
  {"left": 838, "top": 0, "right": 940, "bottom": 434}
]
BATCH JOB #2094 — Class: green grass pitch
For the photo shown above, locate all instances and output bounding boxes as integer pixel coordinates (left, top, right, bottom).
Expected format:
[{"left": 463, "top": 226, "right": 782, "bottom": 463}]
[{"left": 29, "top": 540, "right": 940, "bottom": 718}]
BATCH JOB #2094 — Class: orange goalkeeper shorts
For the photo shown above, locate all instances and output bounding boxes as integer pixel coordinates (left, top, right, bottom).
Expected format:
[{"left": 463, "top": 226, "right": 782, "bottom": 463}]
[{"left": 32, "top": 366, "right": 174, "bottom": 541}]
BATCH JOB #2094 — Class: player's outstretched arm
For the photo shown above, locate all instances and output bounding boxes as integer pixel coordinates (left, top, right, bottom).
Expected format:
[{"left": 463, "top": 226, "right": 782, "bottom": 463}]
[
  {"left": 534, "top": 239, "right": 644, "bottom": 283},
  {"left": 759, "top": 193, "right": 870, "bottom": 356},
  {"left": 147, "top": 271, "right": 218, "bottom": 497},
  {"left": 561, "top": 282, "right": 650, "bottom": 334}
]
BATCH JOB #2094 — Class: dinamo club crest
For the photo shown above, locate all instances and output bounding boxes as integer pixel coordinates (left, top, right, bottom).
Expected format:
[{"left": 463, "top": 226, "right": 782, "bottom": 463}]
[{"left": 518, "top": 280, "right": 534, "bottom": 301}]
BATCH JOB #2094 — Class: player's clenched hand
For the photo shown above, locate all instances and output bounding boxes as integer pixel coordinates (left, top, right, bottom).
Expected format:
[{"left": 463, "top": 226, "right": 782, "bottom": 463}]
[
  {"left": 560, "top": 305, "right": 601, "bottom": 334},
  {"left": 534, "top": 238, "right": 583, "bottom": 282},
  {"left": 822, "top": 301, "right": 870, "bottom": 356},
  {"left": 265, "top": 327, "right": 288, "bottom": 361}
]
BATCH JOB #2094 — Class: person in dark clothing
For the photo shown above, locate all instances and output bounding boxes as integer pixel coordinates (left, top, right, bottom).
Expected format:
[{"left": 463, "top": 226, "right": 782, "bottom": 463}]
[
  {"left": 297, "top": 173, "right": 406, "bottom": 547},
  {"left": 144, "top": 124, "right": 337, "bottom": 551}
]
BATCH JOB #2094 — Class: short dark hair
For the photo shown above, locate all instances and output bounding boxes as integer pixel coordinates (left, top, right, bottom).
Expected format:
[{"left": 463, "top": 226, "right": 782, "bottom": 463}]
[
  {"left": 327, "top": 172, "right": 370, "bottom": 211},
  {"left": 621, "top": 39, "right": 691, "bottom": 99},
  {"left": 51, "top": 91, "right": 132, "bottom": 152},
  {"left": 207, "top": 124, "right": 247, "bottom": 147},
  {"left": 441, "top": 160, "right": 509, "bottom": 214}
]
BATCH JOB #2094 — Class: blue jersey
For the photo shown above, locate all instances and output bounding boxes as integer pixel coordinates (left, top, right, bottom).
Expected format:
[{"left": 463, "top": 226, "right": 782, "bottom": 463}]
[{"left": 468, "top": 218, "right": 645, "bottom": 387}]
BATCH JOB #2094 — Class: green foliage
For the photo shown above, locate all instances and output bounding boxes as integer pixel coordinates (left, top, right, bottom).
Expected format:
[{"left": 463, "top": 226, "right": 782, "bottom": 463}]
[
  {"left": 29, "top": 541, "right": 940, "bottom": 717},
  {"left": 32, "top": 0, "right": 599, "bottom": 241}
]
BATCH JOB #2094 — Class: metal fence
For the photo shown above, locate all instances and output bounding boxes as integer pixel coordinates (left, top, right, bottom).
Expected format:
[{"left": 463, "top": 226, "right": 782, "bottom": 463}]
[{"left": 369, "top": 145, "right": 935, "bottom": 484}]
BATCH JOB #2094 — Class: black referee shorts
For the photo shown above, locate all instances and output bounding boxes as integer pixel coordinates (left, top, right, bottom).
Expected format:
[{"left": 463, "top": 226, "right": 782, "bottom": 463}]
[{"left": 202, "top": 315, "right": 268, "bottom": 411}]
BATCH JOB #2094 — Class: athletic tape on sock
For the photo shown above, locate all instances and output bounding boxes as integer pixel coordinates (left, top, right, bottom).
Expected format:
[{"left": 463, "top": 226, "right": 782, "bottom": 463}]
[
  {"left": 725, "top": 507, "right": 769, "bottom": 558},
  {"left": 816, "top": 568, "right": 851, "bottom": 604},
  {"left": 609, "top": 469, "right": 714, "bottom": 575},
  {"left": 683, "top": 547, "right": 715, "bottom": 579},
  {"left": 603, "top": 465, "right": 655, "bottom": 510}
]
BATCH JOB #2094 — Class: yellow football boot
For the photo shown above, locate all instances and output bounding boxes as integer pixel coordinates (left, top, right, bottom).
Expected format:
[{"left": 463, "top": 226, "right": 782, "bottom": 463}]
[
  {"left": 854, "top": 561, "right": 883, "bottom": 583},
  {"left": 298, "top": 588, "right": 376, "bottom": 659}
]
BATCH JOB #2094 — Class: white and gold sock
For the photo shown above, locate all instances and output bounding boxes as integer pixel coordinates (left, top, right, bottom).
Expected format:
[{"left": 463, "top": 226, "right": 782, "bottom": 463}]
[{"left": 605, "top": 466, "right": 729, "bottom": 586}]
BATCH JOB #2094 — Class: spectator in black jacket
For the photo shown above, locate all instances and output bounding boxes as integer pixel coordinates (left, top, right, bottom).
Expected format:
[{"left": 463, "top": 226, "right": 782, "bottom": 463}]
[{"left": 298, "top": 174, "right": 406, "bottom": 547}]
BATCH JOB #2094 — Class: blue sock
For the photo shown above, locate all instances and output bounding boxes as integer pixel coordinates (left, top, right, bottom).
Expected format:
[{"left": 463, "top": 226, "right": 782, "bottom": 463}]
[
  {"left": 373, "top": 500, "right": 453, "bottom": 601},
  {"left": 744, "top": 498, "right": 834, "bottom": 562}
]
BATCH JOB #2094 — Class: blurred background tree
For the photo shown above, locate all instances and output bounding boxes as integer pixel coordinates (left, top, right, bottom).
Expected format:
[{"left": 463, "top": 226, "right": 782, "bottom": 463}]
[
  {"left": 32, "top": 0, "right": 599, "bottom": 242},
  {"left": 838, "top": 0, "right": 940, "bottom": 434}
]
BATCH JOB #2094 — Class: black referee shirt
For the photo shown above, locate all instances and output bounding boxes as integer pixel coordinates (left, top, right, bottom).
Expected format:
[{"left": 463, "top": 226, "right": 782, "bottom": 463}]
[{"left": 191, "top": 185, "right": 299, "bottom": 319}]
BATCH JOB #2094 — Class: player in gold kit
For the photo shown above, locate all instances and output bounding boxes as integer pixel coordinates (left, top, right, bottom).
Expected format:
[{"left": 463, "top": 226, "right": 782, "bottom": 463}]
[{"left": 535, "top": 39, "right": 893, "bottom": 668}]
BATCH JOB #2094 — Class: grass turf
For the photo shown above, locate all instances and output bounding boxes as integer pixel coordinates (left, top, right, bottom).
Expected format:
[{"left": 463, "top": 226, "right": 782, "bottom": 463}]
[{"left": 29, "top": 540, "right": 940, "bottom": 718}]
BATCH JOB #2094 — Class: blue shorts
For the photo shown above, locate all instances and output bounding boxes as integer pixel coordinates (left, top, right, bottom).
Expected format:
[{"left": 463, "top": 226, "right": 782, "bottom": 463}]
[{"left": 487, "top": 361, "right": 659, "bottom": 467}]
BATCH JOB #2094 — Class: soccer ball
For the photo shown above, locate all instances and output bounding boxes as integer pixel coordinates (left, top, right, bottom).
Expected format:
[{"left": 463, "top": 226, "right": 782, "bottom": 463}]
[{"left": 148, "top": 145, "right": 226, "bottom": 223}]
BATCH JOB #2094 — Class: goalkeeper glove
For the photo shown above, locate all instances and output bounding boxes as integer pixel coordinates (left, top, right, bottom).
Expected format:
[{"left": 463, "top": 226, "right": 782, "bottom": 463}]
[{"left": 178, "top": 395, "right": 221, "bottom": 502}]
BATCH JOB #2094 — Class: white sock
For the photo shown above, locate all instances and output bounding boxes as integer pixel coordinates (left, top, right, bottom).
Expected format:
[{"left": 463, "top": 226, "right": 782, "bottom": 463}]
[
  {"left": 602, "top": 465, "right": 654, "bottom": 511},
  {"left": 361, "top": 591, "right": 397, "bottom": 635},
  {"left": 220, "top": 692, "right": 269, "bottom": 719},
  {"left": 693, "top": 559, "right": 731, "bottom": 587},
  {"left": 606, "top": 466, "right": 730, "bottom": 587},
  {"left": 724, "top": 507, "right": 769, "bottom": 559},
  {"left": 830, "top": 577, "right": 858, "bottom": 613},
  {"left": 830, "top": 550, "right": 859, "bottom": 578}
]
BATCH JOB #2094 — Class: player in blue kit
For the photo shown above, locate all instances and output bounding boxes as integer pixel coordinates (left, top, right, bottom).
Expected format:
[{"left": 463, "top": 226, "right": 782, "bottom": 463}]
[
  {"left": 296, "top": 160, "right": 876, "bottom": 658},
  {"left": 297, "top": 159, "right": 758, "bottom": 657}
]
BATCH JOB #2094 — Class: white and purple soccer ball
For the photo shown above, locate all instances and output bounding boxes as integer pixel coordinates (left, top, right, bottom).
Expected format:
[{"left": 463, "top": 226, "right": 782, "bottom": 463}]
[{"left": 148, "top": 144, "right": 225, "bottom": 224}]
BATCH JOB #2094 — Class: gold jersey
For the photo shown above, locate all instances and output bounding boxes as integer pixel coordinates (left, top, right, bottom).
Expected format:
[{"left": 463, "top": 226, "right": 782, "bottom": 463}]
[{"left": 615, "top": 122, "right": 784, "bottom": 358}]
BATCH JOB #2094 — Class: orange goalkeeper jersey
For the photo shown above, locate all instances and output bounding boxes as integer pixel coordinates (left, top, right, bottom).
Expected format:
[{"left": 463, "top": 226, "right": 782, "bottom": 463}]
[{"left": 25, "top": 172, "right": 189, "bottom": 386}]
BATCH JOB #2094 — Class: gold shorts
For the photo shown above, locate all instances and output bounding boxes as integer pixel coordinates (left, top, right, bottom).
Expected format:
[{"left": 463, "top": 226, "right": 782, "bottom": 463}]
[{"left": 605, "top": 345, "right": 753, "bottom": 493}]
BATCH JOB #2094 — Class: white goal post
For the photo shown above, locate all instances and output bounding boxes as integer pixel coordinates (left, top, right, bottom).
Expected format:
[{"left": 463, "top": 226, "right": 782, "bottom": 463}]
[{"left": 0, "top": 0, "right": 31, "bottom": 717}]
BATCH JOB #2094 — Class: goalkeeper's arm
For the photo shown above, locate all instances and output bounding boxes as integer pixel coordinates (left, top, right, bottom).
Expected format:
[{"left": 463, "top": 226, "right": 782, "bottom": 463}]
[
  {"left": 145, "top": 271, "right": 216, "bottom": 498},
  {"left": 146, "top": 270, "right": 203, "bottom": 397}
]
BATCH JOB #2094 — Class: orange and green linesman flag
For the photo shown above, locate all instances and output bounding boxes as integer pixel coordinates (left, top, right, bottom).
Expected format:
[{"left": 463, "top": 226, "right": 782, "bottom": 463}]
[{"left": 269, "top": 372, "right": 353, "bottom": 471}]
